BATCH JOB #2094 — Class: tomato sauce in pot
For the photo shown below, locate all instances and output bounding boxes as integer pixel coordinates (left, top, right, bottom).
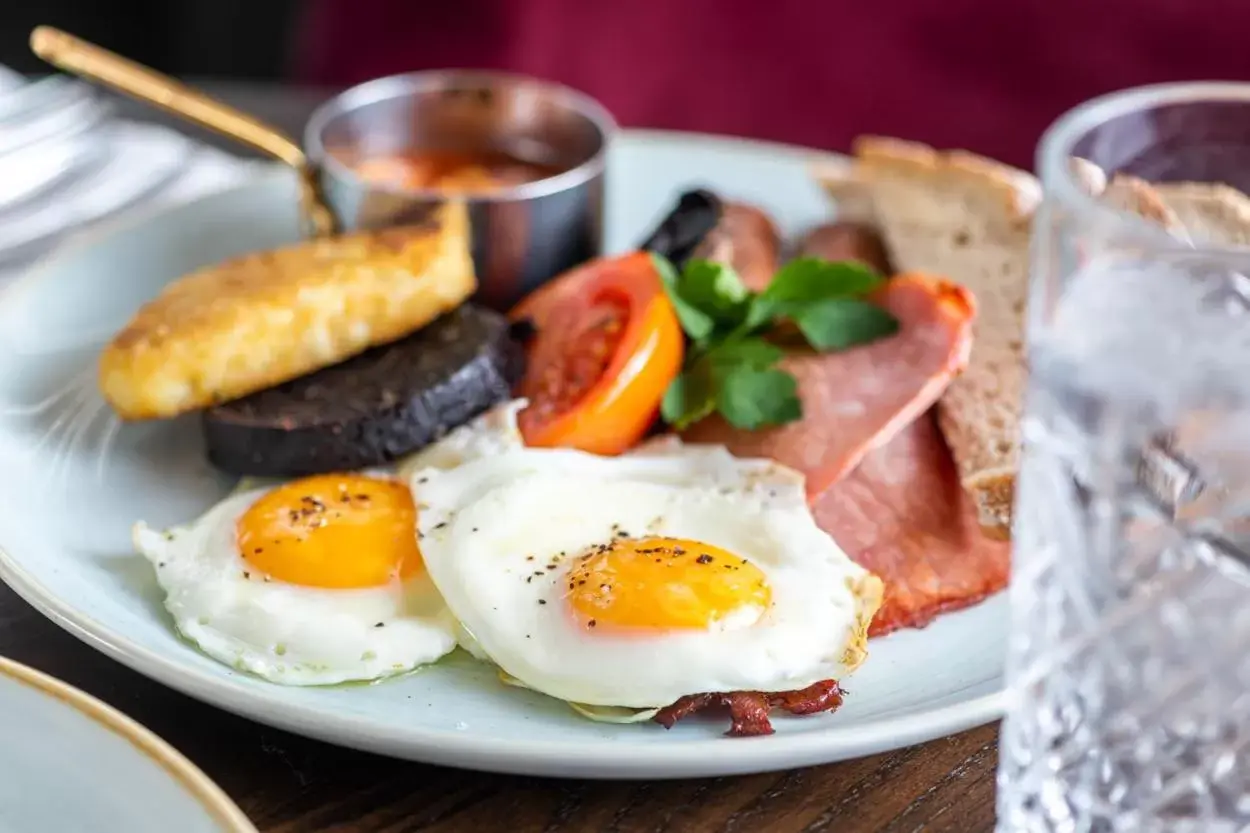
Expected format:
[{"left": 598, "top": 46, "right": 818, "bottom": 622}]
[{"left": 350, "top": 150, "right": 560, "bottom": 193}]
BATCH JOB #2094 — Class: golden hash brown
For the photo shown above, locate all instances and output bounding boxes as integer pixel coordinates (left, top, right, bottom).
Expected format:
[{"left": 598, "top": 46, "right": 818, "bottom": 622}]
[{"left": 99, "top": 202, "right": 475, "bottom": 420}]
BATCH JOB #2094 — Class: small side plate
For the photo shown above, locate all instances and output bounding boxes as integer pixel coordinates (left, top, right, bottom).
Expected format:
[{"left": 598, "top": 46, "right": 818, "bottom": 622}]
[{"left": 0, "top": 655, "right": 255, "bottom": 832}]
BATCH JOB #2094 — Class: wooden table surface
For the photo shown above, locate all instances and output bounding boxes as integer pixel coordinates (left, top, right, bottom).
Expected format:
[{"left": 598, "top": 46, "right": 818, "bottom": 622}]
[{"left": 0, "top": 83, "right": 1002, "bottom": 833}]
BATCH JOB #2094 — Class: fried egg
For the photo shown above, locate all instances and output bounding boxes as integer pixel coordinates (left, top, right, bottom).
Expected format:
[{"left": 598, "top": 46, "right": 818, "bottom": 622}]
[
  {"left": 413, "top": 445, "right": 883, "bottom": 710},
  {"left": 133, "top": 399, "right": 527, "bottom": 685}
]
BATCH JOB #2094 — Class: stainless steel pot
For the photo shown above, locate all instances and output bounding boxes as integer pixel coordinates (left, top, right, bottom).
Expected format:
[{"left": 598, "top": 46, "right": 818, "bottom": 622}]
[{"left": 305, "top": 71, "right": 617, "bottom": 310}]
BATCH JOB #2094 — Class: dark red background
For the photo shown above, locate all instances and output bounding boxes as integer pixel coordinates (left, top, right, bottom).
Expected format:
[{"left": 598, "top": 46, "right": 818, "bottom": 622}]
[{"left": 295, "top": 0, "right": 1250, "bottom": 170}]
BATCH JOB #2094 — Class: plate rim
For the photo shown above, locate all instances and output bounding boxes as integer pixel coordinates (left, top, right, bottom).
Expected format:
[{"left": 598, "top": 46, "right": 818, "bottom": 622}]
[
  {"left": 0, "top": 128, "right": 1004, "bottom": 778},
  {"left": 0, "top": 654, "right": 257, "bottom": 832}
]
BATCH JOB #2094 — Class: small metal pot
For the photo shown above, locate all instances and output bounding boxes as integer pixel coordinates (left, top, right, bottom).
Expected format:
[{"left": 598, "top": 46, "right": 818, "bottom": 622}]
[{"left": 305, "top": 70, "right": 616, "bottom": 311}]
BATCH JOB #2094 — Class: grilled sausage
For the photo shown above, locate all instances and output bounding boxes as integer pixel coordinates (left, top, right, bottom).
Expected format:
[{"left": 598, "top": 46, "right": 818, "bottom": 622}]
[
  {"left": 797, "top": 222, "right": 892, "bottom": 275},
  {"left": 692, "top": 202, "right": 782, "bottom": 291}
]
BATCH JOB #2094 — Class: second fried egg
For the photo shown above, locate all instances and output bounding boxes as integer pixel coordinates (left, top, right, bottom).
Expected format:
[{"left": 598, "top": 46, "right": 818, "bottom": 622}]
[{"left": 414, "top": 446, "right": 882, "bottom": 709}]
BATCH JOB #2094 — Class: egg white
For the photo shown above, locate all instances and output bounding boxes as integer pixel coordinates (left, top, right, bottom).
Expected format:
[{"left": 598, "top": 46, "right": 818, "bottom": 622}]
[
  {"left": 134, "top": 480, "right": 456, "bottom": 686},
  {"left": 134, "top": 398, "right": 528, "bottom": 686},
  {"left": 413, "top": 446, "right": 882, "bottom": 709}
]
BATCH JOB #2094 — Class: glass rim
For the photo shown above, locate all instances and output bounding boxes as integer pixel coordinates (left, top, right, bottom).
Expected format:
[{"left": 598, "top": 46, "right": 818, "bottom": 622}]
[{"left": 1038, "top": 80, "right": 1250, "bottom": 242}]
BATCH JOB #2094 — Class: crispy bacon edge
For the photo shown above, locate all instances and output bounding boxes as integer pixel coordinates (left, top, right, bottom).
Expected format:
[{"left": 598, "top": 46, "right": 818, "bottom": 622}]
[{"left": 653, "top": 680, "right": 846, "bottom": 737}]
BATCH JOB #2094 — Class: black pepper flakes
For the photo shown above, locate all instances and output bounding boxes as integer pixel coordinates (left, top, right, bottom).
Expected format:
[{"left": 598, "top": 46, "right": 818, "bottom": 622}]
[
  {"left": 697, "top": 554, "right": 714, "bottom": 564},
  {"left": 374, "top": 622, "right": 385, "bottom": 628},
  {"left": 588, "top": 620, "right": 597, "bottom": 628},
  {"left": 538, "top": 599, "right": 547, "bottom": 605}
]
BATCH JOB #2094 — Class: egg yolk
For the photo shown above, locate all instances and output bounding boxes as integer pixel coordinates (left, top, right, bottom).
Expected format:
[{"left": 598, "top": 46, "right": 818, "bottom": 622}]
[
  {"left": 564, "top": 536, "right": 771, "bottom": 630},
  {"left": 236, "top": 474, "right": 420, "bottom": 589}
]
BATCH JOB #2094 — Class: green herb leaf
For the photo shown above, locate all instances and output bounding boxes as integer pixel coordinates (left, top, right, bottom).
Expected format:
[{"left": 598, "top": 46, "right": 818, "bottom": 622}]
[
  {"left": 661, "top": 340, "right": 783, "bottom": 430},
  {"left": 679, "top": 260, "right": 750, "bottom": 325},
  {"left": 660, "top": 362, "right": 717, "bottom": 430},
  {"left": 747, "top": 258, "right": 886, "bottom": 329},
  {"left": 767, "top": 257, "right": 885, "bottom": 302},
  {"left": 656, "top": 253, "right": 896, "bottom": 432},
  {"left": 706, "top": 337, "right": 785, "bottom": 370},
  {"left": 792, "top": 298, "right": 901, "bottom": 351},
  {"left": 716, "top": 367, "right": 802, "bottom": 429},
  {"left": 652, "top": 253, "right": 715, "bottom": 342}
]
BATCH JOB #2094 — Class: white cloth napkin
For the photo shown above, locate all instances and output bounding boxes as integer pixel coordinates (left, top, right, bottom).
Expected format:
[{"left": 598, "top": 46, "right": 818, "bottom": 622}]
[{"left": 0, "top": 70, "right": 258, "bottom": 282}]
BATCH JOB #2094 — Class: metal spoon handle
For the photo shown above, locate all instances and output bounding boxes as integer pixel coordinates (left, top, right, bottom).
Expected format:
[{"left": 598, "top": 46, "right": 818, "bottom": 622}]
[{"left": 30, "top": 26, "right": 306, "bottom": 167}]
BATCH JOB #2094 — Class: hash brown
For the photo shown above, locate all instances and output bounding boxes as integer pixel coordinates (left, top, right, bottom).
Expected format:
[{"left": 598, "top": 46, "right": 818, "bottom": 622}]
[{"left": 99, "top": 202, "right": 475, "bottom": 420}]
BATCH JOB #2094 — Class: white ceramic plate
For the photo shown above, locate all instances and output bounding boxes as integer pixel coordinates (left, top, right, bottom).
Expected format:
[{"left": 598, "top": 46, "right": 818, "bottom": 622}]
[
  {"left": 0, "top": 655, "right": 255, "bottom": 832},
  {"left": 0, "top": 130, "right": 1006, "bottom": 779}
]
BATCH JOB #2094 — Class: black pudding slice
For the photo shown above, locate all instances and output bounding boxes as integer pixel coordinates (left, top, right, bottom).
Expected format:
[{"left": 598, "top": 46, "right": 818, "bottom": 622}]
[{"left": 202, "top": 304, "right": 525, "bottom": 477}]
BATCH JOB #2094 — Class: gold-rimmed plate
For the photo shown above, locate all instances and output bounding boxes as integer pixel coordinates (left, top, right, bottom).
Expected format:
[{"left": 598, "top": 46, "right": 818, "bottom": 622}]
[{"left": 0, "top": 656, "right": 255, "bottom": 832}]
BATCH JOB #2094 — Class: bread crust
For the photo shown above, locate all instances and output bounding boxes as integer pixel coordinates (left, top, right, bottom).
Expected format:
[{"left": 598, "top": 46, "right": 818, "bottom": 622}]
[
  {"left": 853, "top": 136, "right": 1042, "bottom": 223},
  {"left": 1147, "top": 181, "right": 1250, "bottom": 245},
  {"left": 99, "top": 202, "right": 476, "bottom": 420},
  {"left": 1100, "top": 174, "right": 1184, "bottom": 232}
]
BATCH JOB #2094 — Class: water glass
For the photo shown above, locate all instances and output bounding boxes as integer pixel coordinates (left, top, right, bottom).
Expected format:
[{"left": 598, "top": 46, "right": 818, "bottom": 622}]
[{"left": 998, "top": 83, "right": 1250, "bottom": 832}]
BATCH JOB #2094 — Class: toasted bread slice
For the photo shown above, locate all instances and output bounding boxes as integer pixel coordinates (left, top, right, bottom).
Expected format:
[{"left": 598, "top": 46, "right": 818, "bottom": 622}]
[
  {"left": 1078, "top": 167, "right": 1250, "bottom": 246},
  {"left": 99, "top": 203, "right": 475, "bottom": 420},
  {"left": 1098, "top": 175, "right": 1185, "bottom": 233},
  {"left": 1142, "top": 181, "right": 1250, "bottom": 245}
]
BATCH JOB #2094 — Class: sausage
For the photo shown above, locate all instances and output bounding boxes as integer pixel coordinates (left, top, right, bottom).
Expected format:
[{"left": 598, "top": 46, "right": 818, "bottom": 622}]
[
  {"left": 692, "top": 202, "right": 781, "bottom": 291},
  {"left": 796, "top": 222, "right": 892, "bottom": 275}
]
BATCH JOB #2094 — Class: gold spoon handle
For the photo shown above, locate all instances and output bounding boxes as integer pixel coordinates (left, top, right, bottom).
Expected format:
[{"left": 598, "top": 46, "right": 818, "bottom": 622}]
[
  {"left": 30, "top": 25, "right": 339, "bottom": 238},
  {"left": 30, "top": 25, "right": 306, "bottom": 168}
]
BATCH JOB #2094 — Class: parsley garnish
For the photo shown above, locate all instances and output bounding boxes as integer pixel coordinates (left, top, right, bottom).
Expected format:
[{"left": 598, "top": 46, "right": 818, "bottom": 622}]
[{"left": 653, "top": 253, "right": 899, "bottom": 430}]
